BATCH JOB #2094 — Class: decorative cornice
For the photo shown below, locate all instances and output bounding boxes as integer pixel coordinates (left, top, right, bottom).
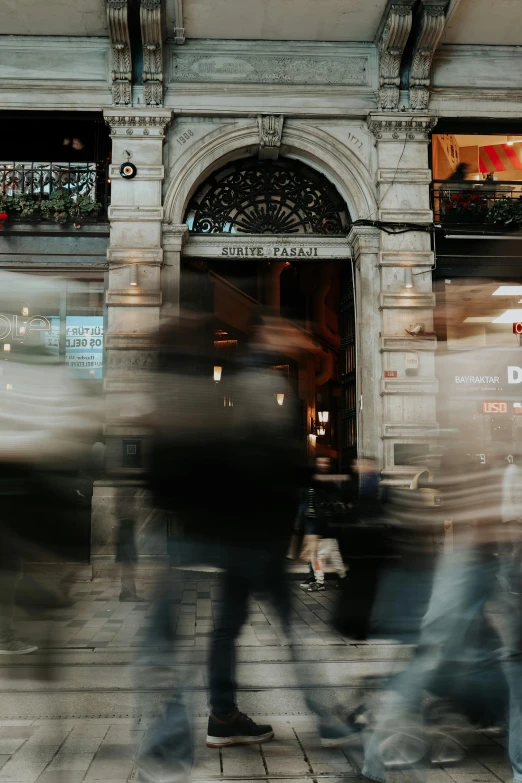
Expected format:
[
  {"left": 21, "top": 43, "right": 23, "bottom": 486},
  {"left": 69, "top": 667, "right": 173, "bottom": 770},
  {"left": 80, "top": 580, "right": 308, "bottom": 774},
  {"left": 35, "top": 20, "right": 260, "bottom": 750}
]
[
  {"left": 367, "top": 113, "right": 438, "bottom": 140},
  {"left": 258, "top": 115, "right": 284, "bottom": 161},
  {"left": 140, "top": 0, "right": 165, "bottom": 107},
  {"left": 347, "top": 225, "right": 380, "bottom": 257},
  {"left": 107, "top": 248, "right": 163, "bottom": 267},
  {"left": 378, "top": 2, "right": 415, "bottom": 111},
  {"left": 104, "top": 109, "right": 172, "bottom": 137},
  {"left": 107, "top": 0, "right": 132, "bottom": 106},
  {"left": 410, "top": 4, "right": 447, "bottom": 111}
]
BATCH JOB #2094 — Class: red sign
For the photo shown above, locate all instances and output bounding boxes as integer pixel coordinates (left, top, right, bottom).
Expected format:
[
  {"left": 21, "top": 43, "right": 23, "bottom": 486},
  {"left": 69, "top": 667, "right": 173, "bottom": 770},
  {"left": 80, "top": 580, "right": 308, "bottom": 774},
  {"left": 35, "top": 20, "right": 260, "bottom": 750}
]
[
  {"left": 384, "top": 370, "right": 397, "bottom": 378},
  {"left": 513, "top": 323, "right": 522, "bottom": 334},
  {"left": 482, "top": 401, "right": 508, "bottom": 414}
]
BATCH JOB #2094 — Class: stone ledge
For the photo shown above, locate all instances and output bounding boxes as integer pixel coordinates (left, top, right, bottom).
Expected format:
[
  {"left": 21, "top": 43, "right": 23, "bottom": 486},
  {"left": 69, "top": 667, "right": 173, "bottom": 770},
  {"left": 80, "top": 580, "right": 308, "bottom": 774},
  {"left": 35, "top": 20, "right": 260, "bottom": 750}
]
[
  {"left": 379, "top": 251, "right": 434, "bottom": 267},
  {"left": 106, "top": 333, "right": 158, "bottom": 349},
  {"left": 381, "top": 376, "right": 438, "bottom": 395},
  {"left": 380, "top": 335, "right": 437, "bottom": 352},
  {"left": 106, "top": 290, "right": 162, "bottom": 306},
  {"left": 378, "top": 209, "right": 433, "bottom": 223},
  {"left": 380, "top": 292, "right": 436, "bottom": 309},
  {"left": 108, "top": 206, "right": 164, "bottom": 221},
  {"left": 383, "top": 423, "right": 440, "bottom": 438},
  {"left": 107, "top": 247, "right": 163, "bottom": 266},
  {"left": 377, "top": 168, "right": 432, "bottom": 183},
  {"left": 109, "top": 164, "right": 164, "bottom": 181}
]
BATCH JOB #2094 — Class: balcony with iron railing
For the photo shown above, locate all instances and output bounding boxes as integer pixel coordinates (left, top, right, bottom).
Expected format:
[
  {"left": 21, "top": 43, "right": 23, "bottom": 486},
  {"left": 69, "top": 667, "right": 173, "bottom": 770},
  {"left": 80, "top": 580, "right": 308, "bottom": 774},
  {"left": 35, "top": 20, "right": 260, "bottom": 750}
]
[
  {"left": 0, "top": 161, "right": 109, "bottom": 226},
  {"left": 432, "top": 180, "right": 522, "bottom": 234}
]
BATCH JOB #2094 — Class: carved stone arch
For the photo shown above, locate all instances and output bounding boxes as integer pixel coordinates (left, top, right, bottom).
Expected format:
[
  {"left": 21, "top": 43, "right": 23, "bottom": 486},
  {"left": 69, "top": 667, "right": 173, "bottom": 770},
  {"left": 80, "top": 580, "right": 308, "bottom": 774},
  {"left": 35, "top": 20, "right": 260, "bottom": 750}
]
[{"left": 163, "top": 121, "right": 376, "bottom": 227}]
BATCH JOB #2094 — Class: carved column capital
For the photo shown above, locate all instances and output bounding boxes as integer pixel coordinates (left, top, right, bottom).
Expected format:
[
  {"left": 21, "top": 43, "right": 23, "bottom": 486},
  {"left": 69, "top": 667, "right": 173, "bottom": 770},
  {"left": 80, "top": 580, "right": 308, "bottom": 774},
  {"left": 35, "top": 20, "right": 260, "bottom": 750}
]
[
  {"left": 348, "top": 225, "right": 380, "bottom": 261},
  {"left": 378, "top": 1, "right": 415, "bottom": 111},
  {"left": 258, "top": 115, "right": 284, "bottom": 161},
  {"left": 409, "top": 3, "right": 447, "bottom": 111},
  {"left": 104, "top": 109, "right": 173, "bottom": 138},
  {"left": 140, "top": 0, "right": 165, "bottom": 107},
  {"left": 367, "top": 113, "right": 438, "bottom": 141},
  {"left": 107, "top": 0, "right": 132, "bottom": 106}
]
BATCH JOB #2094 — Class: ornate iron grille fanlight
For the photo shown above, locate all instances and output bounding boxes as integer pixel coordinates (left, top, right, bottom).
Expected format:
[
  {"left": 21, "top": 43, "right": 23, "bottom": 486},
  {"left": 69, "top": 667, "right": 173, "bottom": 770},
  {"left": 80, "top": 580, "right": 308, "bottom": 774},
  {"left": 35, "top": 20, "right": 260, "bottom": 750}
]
[{"left": 185, "top": 158, "right": 350, "bottom": 235}]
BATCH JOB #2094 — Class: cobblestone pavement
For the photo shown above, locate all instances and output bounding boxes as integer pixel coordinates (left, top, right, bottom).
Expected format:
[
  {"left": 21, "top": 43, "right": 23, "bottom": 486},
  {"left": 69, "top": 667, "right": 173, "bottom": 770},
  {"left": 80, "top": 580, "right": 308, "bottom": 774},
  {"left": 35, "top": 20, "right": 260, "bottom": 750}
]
[{"left": 0, "top": 575, "right": 513, "bottom": 782}]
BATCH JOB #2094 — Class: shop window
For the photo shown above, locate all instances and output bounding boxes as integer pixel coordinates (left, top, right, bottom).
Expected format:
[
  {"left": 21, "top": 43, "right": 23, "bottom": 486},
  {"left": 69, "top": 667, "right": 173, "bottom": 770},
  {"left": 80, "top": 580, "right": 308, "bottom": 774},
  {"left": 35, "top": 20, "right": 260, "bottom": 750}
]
[{"left": 0, "top": 276, "right": 105, "bottom": 381}]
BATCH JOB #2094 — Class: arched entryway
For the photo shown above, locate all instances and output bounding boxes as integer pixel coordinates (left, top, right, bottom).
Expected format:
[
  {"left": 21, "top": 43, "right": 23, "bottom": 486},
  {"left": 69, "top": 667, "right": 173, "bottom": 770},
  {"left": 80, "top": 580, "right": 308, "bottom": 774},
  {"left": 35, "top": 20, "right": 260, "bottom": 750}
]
[{"left": 179, "top": 154, "right": 357, "bottom": 469}]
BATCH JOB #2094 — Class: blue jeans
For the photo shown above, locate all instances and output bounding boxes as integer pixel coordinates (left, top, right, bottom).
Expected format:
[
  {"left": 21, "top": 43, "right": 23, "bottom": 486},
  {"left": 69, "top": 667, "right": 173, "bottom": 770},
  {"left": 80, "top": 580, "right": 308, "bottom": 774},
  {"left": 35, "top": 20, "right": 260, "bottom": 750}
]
[{"left": 363, "top": 545, "right": 522, "bottom": 782}]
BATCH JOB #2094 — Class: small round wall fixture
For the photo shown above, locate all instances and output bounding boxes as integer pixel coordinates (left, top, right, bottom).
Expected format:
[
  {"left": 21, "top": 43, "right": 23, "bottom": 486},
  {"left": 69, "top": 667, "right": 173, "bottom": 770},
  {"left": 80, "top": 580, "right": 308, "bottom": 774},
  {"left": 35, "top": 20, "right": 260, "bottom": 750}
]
[{"left": 120, "top": 162, "right": 137, "bottom": 179}]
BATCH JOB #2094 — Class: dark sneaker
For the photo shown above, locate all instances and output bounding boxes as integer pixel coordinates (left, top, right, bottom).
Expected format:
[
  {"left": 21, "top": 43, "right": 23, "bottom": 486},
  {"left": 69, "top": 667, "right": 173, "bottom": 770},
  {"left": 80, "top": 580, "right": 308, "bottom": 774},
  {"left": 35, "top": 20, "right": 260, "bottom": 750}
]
[
  {"left": 206, "top": 711, "right": 274, "bottom": 747},
  {"left": 307, "top": 582, "right": 325, "bottom": 592},
  {"left": 300, "top": 576, "right": 316, "bottom": 588},
  {"left": 320, "top": 718, "right": 360, "bottom": 748},
  {"left": 0, "top": 633, "right": 37, "bottom": 655}
]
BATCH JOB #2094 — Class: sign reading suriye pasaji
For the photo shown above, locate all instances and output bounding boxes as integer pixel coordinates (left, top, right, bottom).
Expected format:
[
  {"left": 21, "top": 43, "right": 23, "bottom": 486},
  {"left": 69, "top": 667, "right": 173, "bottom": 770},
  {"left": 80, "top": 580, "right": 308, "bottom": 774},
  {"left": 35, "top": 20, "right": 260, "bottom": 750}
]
[{"left": 221, "top": 246, "right": 319, "bottom": 257}]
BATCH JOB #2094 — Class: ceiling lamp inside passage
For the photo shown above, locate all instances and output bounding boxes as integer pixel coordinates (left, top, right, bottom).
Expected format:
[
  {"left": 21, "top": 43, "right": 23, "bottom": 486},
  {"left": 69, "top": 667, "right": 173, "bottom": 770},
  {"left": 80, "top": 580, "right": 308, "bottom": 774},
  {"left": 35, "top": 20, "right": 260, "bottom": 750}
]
[
  {"left": 442, "top": 0, "right": 522, "bottom": 45},
  {"left": 1, "top": 0, "right": 108, "bottom": 36},
  {"left": 172, "top": 0, "right": 388, "bottom": 42}
]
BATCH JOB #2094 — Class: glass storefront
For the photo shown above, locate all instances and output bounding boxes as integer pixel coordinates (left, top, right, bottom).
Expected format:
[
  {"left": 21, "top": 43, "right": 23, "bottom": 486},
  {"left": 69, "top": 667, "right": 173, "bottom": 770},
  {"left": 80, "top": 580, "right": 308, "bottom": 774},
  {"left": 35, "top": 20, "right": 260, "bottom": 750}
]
[{"left": 0, "top": 273, "right": 105, "bottom": 386}]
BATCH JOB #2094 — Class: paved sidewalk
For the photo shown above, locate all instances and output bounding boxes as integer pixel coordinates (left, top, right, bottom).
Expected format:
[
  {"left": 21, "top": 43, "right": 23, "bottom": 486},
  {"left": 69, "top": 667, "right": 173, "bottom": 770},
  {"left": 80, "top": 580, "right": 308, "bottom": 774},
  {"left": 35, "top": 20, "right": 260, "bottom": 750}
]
[{"left": 0, "top": 576, "right": 513, "bottom": 782}]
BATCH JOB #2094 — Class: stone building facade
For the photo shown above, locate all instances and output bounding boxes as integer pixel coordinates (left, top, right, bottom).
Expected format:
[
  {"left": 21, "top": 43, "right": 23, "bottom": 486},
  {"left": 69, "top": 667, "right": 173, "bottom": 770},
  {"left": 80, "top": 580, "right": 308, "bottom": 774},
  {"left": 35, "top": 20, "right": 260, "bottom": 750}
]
[{"left": 1, "top": 0, "right": 521, "bottom": 570}]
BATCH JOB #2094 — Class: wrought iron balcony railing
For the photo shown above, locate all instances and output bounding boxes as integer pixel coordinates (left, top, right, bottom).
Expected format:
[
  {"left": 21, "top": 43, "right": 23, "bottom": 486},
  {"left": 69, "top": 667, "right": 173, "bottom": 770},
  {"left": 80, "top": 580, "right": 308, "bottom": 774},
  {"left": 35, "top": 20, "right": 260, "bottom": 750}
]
[
  {"left": 0, "top": 161, "right": 109, "bottom": 222},
  {"left": 432, "top": 179, "right": 522, "bottom": 231}
]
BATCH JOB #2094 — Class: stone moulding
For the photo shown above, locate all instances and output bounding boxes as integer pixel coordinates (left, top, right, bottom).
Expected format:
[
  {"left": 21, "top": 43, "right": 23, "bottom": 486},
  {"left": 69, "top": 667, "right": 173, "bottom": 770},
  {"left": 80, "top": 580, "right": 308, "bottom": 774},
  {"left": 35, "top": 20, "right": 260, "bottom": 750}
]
[
  {"left": 383, "top": 423, "right": 440, "bottom": 438},
  {"left": 140, "top": 0, "right": 164, "bottom": 107},
  {"left": 104, "top": 110, "right": 173, "bottom": 137},
  {"left": 108, "top": 206, "right": 164, "bottom": 221},
  {"left": 106, "top": 332, "right": 158, "bottom": 350},
  {"left": 379, "top": 291, "right": 436, "bottom": 308},
  {"left": 109, "top": 164, "right": 165, "bottom": 180},
  {"left": 377, "top": 168, "right": 432, "bottom": 183},
  {"left": 410, "top": 4, "right": 447, "bottom": 111},
  {"left": 258, "top": 115, "right": 284, "bottom": 161},
  {"left": 381, "top": 377, "right": 438, "bottom": 395},
  {"left": 379, "top": 251, "right": 434, "bottom": 267},
  {"left": 368, "top": 113, "right": 438, "bottom": 140},
  {"left": 378, "top": 208, "right": 433, "bottom": 223},
  {"left": 107, "top": 247, "right": 163, "bottom": 266},
  {"left": 380, "top": 335, "right": 437, "bottom": 352},
  {"left": 378, "top": 2, "right": 415, "bottom": 111},
  {"left": 106, "top": 290, "right": 162, "bottom": 306},
  {"left": 182, "top": 234, "right": 351, "bottom": 260},
  {"left": 107, "top": 0, "right": 132, "bottom": 106}
]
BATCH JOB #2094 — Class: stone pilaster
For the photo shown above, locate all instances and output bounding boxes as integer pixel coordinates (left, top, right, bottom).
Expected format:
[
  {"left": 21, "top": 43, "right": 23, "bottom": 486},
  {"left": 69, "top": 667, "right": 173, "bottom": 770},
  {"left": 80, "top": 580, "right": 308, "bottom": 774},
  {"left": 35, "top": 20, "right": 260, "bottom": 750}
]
[
  {"left": 348, "top": 226, "right": 382, "bottom": 463},
  {"left": 92, "top": 108, "right": 172, "bottom": 577},
  {"left": 367, "top": 112, "right": 438, "bottom": 485},
  {"left": 162, "top": 224, "right": 188, "bottom": 316}
]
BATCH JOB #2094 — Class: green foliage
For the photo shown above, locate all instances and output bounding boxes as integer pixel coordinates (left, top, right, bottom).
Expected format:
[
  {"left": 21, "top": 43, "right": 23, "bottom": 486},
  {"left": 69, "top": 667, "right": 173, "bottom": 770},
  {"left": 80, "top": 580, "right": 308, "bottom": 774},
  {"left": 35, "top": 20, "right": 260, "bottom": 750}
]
[
  {"left": 0, "top": 191, "right": 102, "bottom": 223},
  {"left": 487, "top": 197, "right": 522, "bottom": 229}
]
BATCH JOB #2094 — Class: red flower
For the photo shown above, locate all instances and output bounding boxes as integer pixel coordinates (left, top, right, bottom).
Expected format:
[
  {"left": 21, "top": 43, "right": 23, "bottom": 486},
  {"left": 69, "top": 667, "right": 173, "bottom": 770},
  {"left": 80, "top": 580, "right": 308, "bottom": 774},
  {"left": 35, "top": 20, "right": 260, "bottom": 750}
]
[{"left": 0, "top": 212, "right": 7, "bottom": 221}]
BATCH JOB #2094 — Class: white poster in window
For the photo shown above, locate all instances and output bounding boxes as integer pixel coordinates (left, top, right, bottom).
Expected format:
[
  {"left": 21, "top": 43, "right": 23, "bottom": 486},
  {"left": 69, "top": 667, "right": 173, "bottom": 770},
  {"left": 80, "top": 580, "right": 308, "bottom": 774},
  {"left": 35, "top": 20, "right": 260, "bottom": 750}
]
[{"left": 65, "top": 316, "right": 103, "bottom": 379}]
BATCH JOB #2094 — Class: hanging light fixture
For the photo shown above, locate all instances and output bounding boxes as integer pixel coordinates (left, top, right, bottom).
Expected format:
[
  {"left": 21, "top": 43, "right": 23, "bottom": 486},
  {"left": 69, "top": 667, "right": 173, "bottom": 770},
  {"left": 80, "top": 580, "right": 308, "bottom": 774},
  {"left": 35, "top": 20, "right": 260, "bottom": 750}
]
[
  {"left": 3, "top": 344, "right": 10, "bottom": 353},
  {"left": 22, "top": 306, "right": 29, "bottom": 316},
  {"left": 276, "top": 393, "right": 285, "bottom": 406},
  {"left": 317, "top": 410, "right": 329, "bottom": 424},
  {"left": 213, "top": 366, "right": 222, "bottom": 383}
]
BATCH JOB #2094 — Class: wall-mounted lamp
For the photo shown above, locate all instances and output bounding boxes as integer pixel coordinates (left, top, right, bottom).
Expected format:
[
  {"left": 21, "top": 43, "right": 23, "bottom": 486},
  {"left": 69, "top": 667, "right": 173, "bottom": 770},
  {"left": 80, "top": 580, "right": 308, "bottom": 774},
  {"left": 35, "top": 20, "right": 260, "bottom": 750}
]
[
  {"left": 404, "top": 268, "right": 413, "bottom": 289},
  {"left": 3, "top": 344, "right": 10, "bottom": 353},
  {"left": 276, "top": 393, "right": 285, "bottom": 406},
  {"left": 311, "top": 411, "right": 329, "bottom": 437},
  {"left": 22, "top": 306, "right": 29, "bottom": 317},
  {"left": 213, "top": 365, "right": 222, "bottom": 383},
  {"left": 129, "top": 265, "right": 139, "bottom": 287}
]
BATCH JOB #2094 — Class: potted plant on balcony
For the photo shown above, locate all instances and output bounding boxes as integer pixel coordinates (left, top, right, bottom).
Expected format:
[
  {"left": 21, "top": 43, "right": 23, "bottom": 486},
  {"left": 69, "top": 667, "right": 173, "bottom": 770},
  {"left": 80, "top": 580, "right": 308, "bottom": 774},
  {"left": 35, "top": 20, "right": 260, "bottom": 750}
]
[
  {"left": 487, "top": 197, "right": 522, "bottom": 231},
  {"left": 0, "top": 191, "right": 102, "bottom": 224},
  {"left": 440, "top": 192, "right": 488, "bottom": 225}
]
